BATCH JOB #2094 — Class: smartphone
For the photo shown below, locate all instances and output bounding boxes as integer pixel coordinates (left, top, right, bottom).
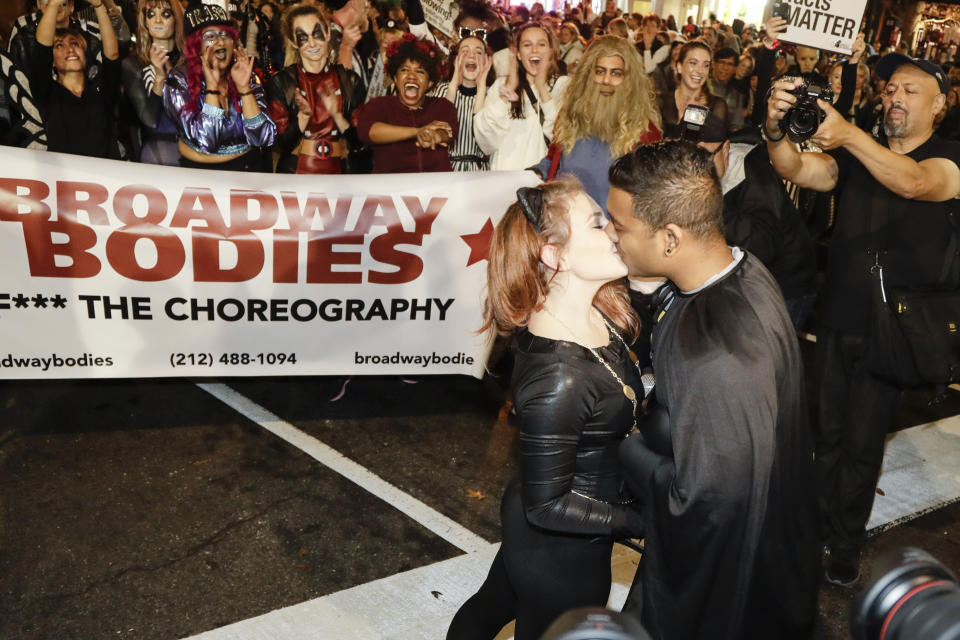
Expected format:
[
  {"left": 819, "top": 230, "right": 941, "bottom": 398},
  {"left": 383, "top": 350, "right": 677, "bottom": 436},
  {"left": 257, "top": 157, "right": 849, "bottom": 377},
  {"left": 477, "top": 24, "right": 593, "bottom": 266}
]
[{"left": 772, "top": 1, "right": 791, "bottom": 20}]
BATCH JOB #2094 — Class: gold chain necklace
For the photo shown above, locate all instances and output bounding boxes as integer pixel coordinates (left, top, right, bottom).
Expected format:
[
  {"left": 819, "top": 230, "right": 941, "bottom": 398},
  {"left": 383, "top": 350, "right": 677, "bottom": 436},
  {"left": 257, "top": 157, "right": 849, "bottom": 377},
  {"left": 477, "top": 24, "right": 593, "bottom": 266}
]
[{"left": 542, "top": 306, "right": 641, "bottom": 430}]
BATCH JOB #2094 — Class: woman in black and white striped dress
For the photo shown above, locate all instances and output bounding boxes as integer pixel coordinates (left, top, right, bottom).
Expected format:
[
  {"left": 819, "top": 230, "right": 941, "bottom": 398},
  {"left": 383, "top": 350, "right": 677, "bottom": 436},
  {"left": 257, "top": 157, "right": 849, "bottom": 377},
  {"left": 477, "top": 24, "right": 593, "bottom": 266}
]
[{"left": 431, "top": 35, "right": 491, "bottom": 172}]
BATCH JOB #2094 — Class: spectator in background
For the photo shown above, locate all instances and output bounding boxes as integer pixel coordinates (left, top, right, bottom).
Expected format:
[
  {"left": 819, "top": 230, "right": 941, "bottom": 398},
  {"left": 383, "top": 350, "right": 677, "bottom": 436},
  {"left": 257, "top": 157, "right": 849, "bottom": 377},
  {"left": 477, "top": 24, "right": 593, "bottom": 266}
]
[
  {"left": 708, "top": 47, "right": 742, "bottom": 131},
  {"left": 356, "top": 34, "right": 458, "bottom": 172},
  {"left": 599, "top": 0, "right": 619, "bottom": 29},
  {"left": 474, "top": 22, "right": 568, "bottom": 170},
  {"left": 636, "top": 13, "right": 668, "bottom": 74},
  {"left": 658, "top": 41, "right": 727, "bottom": 139},
  {"left": 433, "top": 33, "right": 493, "bottom": 171},
  {"left": 27, "top": 0, "right": 121, "bottom": 159},
  {"left": 121, "top": 0, "right": 185, "bottom": 165},
  {"left": 606, "top": 17, "right": 628, "bottom": 39},
  {"left": 75, "top": 0, "right": 131, "bottom": 50},
  {"left": 9, "top": 0, "right": 103, "bottom": 74},
  {"left": 557, "top": 21, "right": 585, "bottom": 71},
  {"left": 268, "top": 3, "right": 363, "bottom": 174},
  {"left": 536, "top": 36, "right": 661, "bottom": 208},
  {"left": 163, "top": 0, "right": 276, "bottom": 170}
]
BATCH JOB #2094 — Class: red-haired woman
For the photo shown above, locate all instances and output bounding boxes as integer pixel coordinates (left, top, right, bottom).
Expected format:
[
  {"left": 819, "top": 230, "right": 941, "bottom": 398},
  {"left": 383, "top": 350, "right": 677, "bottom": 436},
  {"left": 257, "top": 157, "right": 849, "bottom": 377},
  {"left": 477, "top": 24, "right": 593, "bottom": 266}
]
[
  {"left": 162, "top": 0, "right": 276, "bottom": 171},
  {"left": 267, "top": 3, "right": 364, "bottom": 174},
  {"left": 122, "top": 0, "right": 186, "bottom": 165},
  {"left": 356, "top": 34, "right": 458, "bottom": 173},
  {"left": 447, "top": 180, "right": 644, "bottom": 640}
]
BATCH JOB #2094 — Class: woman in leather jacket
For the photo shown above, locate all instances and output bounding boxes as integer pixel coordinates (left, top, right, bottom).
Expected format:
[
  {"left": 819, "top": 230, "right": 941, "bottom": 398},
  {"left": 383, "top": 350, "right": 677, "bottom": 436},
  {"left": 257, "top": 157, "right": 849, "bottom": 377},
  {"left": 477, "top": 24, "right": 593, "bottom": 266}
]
[
  {"left": 446, "top": 180, "right": 644, "bottom": 640},
  {"left": 121, "top": 0, "right": 185, "bottom": 165},
  {"left": 267, "top": 3, "right": 363, "bottom": 174}
]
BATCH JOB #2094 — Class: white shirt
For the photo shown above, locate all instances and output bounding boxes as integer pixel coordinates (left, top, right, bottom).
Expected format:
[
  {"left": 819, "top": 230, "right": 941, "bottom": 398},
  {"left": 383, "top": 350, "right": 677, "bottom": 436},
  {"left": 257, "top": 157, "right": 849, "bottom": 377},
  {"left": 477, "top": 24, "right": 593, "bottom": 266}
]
[{"left": 473, "top": 75, "right": 570, "bottom": 171}]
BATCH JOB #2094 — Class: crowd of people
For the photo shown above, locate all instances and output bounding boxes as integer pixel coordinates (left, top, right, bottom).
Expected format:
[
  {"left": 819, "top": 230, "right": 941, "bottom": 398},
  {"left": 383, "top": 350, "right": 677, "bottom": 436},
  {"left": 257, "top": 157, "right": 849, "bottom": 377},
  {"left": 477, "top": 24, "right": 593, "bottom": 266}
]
[{"left": 4, "top": 1, "right": 960, "bottom": 639}]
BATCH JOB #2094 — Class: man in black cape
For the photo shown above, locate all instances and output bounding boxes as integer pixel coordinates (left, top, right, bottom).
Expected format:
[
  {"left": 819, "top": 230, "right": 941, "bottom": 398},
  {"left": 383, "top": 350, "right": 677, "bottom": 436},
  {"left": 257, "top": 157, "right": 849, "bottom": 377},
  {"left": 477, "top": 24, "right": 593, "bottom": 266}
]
[{"left": 606, "top": 140, "right": 819, "bottom": 639}]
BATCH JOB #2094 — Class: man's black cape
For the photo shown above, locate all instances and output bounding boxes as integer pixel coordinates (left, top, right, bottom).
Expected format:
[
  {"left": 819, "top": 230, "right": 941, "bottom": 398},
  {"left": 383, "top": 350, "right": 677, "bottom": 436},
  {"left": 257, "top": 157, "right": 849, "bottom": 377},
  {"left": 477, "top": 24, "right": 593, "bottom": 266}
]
[{"left": 622, "top": 253, "right": 819, "bottom": 639}]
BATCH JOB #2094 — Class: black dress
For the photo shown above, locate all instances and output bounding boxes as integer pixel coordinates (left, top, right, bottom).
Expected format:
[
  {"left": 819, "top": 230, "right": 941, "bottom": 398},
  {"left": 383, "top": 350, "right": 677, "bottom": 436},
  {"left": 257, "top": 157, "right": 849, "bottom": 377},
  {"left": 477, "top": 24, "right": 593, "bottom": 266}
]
[{"left": 447, "top": 322, "right": 643, "bottom": 640}]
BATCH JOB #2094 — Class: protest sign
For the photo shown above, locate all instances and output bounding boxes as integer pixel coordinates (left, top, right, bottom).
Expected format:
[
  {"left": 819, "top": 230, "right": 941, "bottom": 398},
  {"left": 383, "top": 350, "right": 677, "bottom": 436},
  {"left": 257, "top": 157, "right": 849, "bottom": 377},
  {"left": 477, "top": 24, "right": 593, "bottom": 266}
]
[
  {"left": 773, "top": 0, "right": 867, "bottom": 55},
  {"left": 0, "top": 147, "right": 538, "bottom": 379},
  {"left": 421, "top": 0, "right": 457, "bottom": 37}
]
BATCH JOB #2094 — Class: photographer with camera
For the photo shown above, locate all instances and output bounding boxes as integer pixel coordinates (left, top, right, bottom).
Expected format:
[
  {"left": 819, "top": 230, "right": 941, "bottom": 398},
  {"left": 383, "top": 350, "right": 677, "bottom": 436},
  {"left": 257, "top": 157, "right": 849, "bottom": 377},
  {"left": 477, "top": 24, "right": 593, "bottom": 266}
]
[{"left": 766, "top": 54, "right": 960, "bottom": 587}]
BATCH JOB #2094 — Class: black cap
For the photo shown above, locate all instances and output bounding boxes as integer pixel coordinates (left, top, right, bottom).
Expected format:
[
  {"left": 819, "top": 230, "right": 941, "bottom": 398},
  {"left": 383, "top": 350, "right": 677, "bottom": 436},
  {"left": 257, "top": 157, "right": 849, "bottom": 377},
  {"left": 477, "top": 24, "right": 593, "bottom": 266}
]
[
  {"left": 183, "top": 0, "right": 234, "bottom": 38},
  {"left": 876, "top": 53, "right": 950, "bottom": 95}
]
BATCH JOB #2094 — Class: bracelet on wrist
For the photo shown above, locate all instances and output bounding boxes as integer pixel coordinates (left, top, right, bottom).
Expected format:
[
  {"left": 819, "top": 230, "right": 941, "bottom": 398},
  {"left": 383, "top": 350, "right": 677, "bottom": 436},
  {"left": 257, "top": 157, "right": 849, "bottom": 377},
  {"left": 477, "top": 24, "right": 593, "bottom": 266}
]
[
  {"left": 204, "top": 90, "right": 220, "bottom": 95},
  {"left": 238, "top": 89, "right": 254, "bottom": 97},
  {"left": 764, "top": 124, "right": 786, "bottom": 142}
]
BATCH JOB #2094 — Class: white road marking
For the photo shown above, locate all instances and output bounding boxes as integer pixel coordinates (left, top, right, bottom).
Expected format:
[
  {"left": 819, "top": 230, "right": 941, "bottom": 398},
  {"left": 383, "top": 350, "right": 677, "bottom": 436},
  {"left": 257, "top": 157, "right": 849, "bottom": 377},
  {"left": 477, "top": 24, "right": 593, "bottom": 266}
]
[
  {"left": 196, "top": 382, "right": 490, "bottom": 555},
  {"left": 191, "top": 383, "right": 960, "bottom": 640}
]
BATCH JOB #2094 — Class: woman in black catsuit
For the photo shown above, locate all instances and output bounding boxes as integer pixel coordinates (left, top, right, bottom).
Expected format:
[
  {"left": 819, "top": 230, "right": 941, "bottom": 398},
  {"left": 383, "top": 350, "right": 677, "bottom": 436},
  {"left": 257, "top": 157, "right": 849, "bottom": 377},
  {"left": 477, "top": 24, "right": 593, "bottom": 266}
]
[{"left": 447, "top": 179, "right": 645, "bottom": 640}]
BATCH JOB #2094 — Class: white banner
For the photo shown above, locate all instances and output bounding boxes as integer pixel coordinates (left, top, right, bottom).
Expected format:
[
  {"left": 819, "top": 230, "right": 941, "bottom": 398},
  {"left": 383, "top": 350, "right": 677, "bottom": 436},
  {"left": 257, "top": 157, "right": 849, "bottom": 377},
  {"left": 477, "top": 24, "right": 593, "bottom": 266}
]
[
  {"left": 775, "top": 0, "right": 866, "bottom": 55},
  {"left": 421, "top": 0, "right": 458, "bottom": 37},
  {"left": 0, "top": 147, "right": 538, "bottom": 379}
]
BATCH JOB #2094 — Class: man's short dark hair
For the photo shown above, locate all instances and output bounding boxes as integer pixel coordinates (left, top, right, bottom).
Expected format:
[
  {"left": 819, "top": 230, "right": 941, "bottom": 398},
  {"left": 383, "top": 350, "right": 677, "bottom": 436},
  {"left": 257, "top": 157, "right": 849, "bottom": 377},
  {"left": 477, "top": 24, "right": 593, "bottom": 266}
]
[
  {"left": 713, "top": 47, "right": 738, "bottom": 63},
  {"left": 609, "top": 140, "right": 724, "bottom": 238}
]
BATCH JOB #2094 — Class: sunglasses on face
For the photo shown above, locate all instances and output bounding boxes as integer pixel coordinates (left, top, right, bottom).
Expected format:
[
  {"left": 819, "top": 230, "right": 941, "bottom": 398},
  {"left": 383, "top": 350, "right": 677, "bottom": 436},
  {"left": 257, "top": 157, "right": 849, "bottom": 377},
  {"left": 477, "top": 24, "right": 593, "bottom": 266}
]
[
  {"left": 459, "top": 27, "right": 487, "bottom": 41},
  {"left": 201, "top": 29, "right": 231, "bottom": 43}
]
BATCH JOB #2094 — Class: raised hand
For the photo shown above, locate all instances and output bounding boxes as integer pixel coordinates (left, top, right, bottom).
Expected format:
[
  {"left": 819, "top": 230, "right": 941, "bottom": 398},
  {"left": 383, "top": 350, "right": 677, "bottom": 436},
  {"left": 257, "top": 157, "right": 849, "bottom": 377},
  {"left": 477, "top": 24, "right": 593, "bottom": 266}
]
[
  {"left": 149, "top": 44, "right": 171, "bottom": 77},
  {"left": 230, "top": 46, "right": 254, "bottom": 92},
  {"left": 202, "top": 43, "right": 222, "bottom": 88},
  {"left": 849, "top": 32, "right": 866, "bottom": 64}
]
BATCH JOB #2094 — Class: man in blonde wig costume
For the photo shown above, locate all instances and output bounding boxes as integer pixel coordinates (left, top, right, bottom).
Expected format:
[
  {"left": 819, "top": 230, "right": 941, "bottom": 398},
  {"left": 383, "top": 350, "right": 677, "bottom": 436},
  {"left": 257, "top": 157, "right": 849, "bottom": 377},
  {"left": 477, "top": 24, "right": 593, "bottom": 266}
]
[{"left": 533, "top": 35, "right": 662, "bottom": 209}]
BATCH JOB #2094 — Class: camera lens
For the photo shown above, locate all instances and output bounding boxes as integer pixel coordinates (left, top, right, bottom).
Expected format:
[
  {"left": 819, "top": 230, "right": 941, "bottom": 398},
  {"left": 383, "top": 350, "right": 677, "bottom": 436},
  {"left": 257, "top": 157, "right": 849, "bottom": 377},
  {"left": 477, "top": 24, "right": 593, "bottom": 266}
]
[
  {"left": 852, "top": 547, "right": 960, "bottom": 640},
  {"left": 787, "top": 106, "right": 819, "bottom": 139}
]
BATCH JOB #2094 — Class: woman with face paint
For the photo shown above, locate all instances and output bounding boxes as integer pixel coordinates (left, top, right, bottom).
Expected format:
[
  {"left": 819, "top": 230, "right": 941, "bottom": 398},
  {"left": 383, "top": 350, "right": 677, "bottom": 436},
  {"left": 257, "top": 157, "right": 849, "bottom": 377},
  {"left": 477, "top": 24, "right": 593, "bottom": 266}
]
[
  {"left": 474, "top": 22, "right": 569, "bottom": 171},
  {"left": 430, "top": 34, "right": 493, "bottom": 171},
  {"left": 27, "top": 0, "right": 122, "bottom": 158},
  {"left": 162, "top": 0, "right": 276, "bottom": 171},
  {"left": 121, "top": 0, "right": 186, "bottom": 165},
  {"left": 267, "top": 3, "right": 364, "bottom": 174},
  {"left": 356, "top": 34, "right": 459, "bottom": 173}
]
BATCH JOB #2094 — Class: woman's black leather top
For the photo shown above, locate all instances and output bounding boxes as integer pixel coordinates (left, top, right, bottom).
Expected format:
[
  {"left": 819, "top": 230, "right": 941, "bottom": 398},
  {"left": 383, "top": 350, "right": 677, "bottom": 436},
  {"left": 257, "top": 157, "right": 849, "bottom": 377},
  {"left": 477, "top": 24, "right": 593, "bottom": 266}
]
[{"left": 511, "top": 324, "right": 642, "bottom": 537}]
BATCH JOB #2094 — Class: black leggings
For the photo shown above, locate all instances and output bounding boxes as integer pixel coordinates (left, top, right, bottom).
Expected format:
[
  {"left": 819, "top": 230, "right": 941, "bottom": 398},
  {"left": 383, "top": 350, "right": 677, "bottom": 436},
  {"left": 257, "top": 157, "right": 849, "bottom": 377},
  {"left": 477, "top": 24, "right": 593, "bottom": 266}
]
[{"left": 447, "top": 478, "right": 614, "bottom": 640}]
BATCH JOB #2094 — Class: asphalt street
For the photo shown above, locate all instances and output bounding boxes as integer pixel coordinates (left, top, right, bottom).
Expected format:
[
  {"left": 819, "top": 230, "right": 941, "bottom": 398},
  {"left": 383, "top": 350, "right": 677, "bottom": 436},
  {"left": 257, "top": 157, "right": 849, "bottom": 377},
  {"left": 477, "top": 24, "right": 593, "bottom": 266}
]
[{"left": 2, "top": 340, "right": 960, "bottom": 640}]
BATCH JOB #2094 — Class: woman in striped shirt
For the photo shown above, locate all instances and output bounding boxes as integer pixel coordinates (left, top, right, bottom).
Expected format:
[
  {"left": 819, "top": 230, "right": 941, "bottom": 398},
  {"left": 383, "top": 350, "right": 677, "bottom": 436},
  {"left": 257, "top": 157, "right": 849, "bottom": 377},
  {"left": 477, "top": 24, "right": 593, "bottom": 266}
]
[{"left": 432, "top": 34, "right": 492, "bottom": 171}]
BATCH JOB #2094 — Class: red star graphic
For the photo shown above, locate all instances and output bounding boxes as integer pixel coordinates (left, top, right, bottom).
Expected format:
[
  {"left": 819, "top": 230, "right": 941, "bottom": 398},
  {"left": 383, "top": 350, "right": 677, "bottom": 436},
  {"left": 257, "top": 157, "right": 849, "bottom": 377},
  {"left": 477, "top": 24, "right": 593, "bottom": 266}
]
[{"left": 461, "top": 218, "right": 494, "bottom": 267}]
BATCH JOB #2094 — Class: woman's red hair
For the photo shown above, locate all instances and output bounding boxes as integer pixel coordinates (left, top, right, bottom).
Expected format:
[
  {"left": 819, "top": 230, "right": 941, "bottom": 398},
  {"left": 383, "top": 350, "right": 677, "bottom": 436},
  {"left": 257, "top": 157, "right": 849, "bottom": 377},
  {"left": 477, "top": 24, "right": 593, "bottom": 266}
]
[
  {"left": 480, "top": 178, "right": 638, "bottom": 340},
  {"left": 180, "top": 27, "right": 242, "bottom": 118}
]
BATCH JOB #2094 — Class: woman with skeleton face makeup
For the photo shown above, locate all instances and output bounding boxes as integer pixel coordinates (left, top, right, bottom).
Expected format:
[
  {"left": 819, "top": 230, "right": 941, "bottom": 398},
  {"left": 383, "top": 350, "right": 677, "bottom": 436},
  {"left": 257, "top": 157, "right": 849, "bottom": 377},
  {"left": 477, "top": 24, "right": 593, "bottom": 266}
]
[
  {"left": 267, "top": 3, "right": 364, "bottom": 174},
  {"left": 27, "top": 0, "right": 122, "bottom": 158},
  {"left": 162, "top": 0, "right": 276, "bottom": 171},
  {"left": 429, "top": 34, "right": 493, "bottom": 171},
  {"left": 121, "top": 0, "right": 186, "bottom": 165}
]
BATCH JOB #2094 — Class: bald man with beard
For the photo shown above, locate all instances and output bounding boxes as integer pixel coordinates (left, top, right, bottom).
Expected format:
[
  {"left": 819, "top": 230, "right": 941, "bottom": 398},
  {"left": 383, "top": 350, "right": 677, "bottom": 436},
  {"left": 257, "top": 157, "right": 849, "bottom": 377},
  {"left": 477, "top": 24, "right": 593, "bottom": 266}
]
[
  {"left": 533, "top": 35, "right": 662, "bottom": 210},
  {"left": 766, "top": 54, "right": 960, "bottom": 587}
]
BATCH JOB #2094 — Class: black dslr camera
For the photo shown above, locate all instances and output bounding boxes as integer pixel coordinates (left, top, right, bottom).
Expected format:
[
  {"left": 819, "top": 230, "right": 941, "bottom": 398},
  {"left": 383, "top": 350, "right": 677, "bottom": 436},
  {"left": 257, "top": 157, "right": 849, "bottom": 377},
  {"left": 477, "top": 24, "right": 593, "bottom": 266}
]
[
  {"left": 852, "top": 547, "right": 960, "bottom": 640},
  {"left": 778, "top": 74, "right": 834, "bottom": 143}
]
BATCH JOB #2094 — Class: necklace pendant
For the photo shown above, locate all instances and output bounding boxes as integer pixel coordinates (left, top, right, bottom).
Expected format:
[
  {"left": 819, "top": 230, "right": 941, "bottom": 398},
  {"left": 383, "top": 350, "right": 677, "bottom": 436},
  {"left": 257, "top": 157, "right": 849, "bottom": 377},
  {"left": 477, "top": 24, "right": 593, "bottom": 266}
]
[{"left": 623, "top": 385, "right": 636, "bottom": 401}]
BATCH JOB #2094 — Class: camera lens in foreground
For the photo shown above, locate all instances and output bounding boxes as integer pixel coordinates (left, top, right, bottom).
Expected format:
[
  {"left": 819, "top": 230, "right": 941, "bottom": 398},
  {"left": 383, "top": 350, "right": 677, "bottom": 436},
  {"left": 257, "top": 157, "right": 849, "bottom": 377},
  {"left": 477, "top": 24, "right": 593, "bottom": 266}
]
[{"left": 852, "top": 547, "right": 960, "bottom": 640}]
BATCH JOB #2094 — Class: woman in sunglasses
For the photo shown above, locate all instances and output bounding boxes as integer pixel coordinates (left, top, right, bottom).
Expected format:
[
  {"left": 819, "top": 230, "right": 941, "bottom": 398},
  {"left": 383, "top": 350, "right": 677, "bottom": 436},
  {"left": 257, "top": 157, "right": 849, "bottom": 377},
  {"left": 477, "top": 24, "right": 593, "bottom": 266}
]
[
  {"left": 267, "top": 3, "right": 363, "bottom": 174},
  {"left": 121, "top": 0, "right": 185, "bottom": 165},
  {"left": 431, "top": 33, "right": 492, "bottom": 171},
  {"left": 447, "top": 180, "right": 644, "bottom": 640},
  {"left": 163, "top": 0, "right": 276, "bottom": 171}
]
